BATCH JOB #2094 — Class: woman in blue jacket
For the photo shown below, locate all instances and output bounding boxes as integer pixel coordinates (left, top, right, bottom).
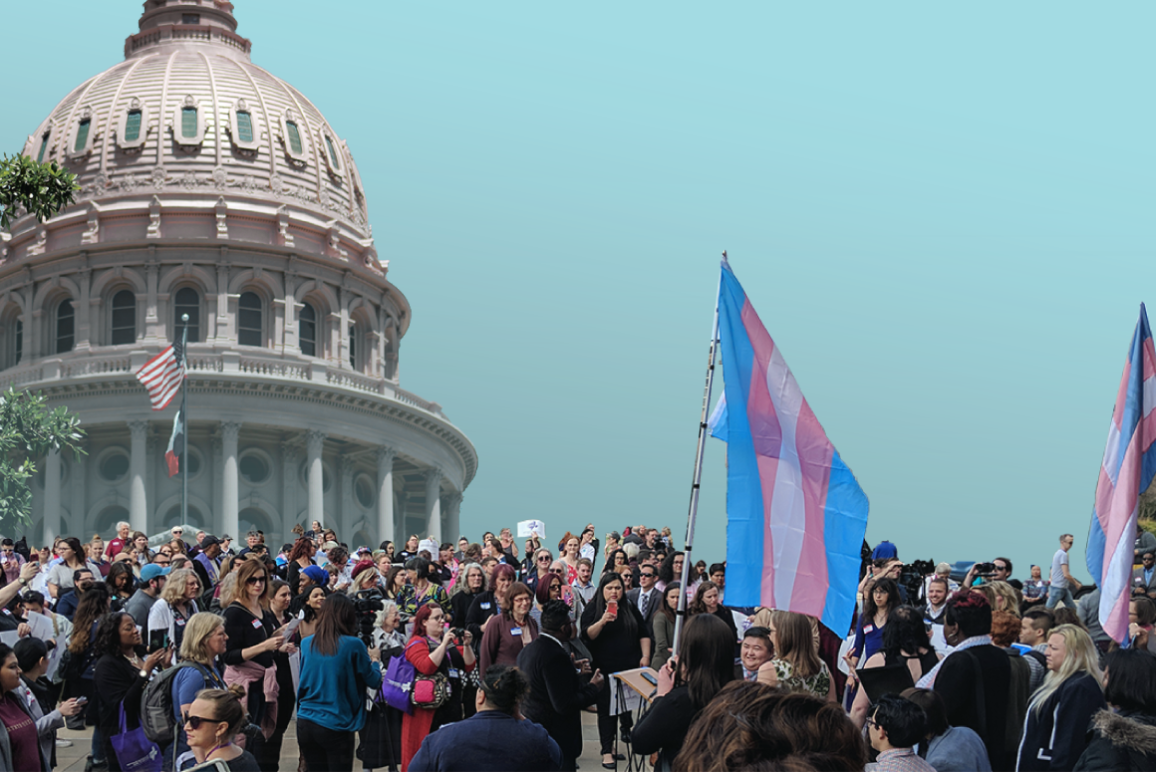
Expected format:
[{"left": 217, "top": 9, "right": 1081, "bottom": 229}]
[
  {"left": 297, "top": 593, "right": 383, "bottom": 772},
  {"left": 1017, "top": 624, "right": 1106, "bottom": 771}
]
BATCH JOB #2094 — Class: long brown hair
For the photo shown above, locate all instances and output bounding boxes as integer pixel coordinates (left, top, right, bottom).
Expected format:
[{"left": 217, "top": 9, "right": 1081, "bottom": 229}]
[
  {"left": 232, "top": 557, "right": 272, "bottom": 606},
  {"left": 677, "top": 614, "right": 736, "bottom": 709},
  {"left": 769, "top": 610, "right": 821, "bottom": 680},
  {"left": 69, "top": 585, "right": 111, "bottom": 654},
  {"left": 312, "top": 594, "right": 356, "bottom": 656},
  {"left": 673, "top": 681, "right": 866, "bottom": 771}
]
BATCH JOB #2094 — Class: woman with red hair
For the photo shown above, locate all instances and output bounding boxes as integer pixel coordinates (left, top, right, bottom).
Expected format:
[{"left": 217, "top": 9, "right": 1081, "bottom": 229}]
[{"left": 401, "top": 602, "right": 476, "bottom": 771}]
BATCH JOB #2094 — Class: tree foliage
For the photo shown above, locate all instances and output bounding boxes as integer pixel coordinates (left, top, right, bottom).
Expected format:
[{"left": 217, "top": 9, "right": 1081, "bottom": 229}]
[
  {"left": 0, "top": 389, "right": 85, "bottom": 530},
  {"left": 0, "top": 154, "right": 79, "bottom": 230}
]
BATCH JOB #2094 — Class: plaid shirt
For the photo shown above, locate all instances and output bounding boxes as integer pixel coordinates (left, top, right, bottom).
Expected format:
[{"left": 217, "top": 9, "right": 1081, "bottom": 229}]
[{"left": 872, "top": 748, "right": 936, "bottom": 772}]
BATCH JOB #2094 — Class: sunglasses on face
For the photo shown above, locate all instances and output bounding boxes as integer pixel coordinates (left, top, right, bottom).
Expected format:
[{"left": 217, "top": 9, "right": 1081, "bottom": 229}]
[
  {"left": 246, "top": 575, "right": 267, "bottom": 585},
  {"left": 641, "top": 572, "right": 656, "bottom": 578},
  {"left": 183, "top": 713, "right": 217, "bottom": 731},
  {"left": 538, "top": 557, "right": 550, "bottom": 562}
]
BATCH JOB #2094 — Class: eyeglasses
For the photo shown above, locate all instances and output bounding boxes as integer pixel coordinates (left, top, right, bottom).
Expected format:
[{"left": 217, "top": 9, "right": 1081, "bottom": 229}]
[
  {"left": 154, "top": 559, "right": 170, "bottom": 566},
  {"left": 550, "top": 568, "right": 565, "bottom": 575},
  {"left": 182, "top": 713, "right": 217, "bottom": 730},
  {"left": 640, "top": 572, "right": 656, "bottom": 578},
  {"left": 865, "top": 716, "right": 879, "bottom": 729},
  {"left": 246, "top": 576, "right": 267, "bottom": 585}
]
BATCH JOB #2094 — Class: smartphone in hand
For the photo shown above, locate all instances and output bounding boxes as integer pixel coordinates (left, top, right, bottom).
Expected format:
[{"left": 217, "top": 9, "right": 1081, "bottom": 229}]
[{"left": 607, "top": 600, "right": 618, "bottom": 618}]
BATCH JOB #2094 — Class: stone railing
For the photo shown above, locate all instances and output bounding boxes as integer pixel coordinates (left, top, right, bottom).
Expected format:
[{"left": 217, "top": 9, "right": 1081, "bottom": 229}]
[{"left": 0, "top": 349, "right": 445, "bottom": 418}]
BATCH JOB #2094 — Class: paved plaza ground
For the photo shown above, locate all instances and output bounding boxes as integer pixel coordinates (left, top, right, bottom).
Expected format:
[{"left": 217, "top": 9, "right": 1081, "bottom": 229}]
[{"left": 52, "top": 709, "right": 616, "bottom": 771}]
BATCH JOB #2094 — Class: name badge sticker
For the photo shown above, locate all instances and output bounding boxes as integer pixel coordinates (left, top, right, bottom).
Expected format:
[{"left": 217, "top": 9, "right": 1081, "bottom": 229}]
[
  {"left": 252, "top": 618, "right": 264, "bottom": 629},
  {"left": 480, "top": 602, "right": 491, "bottom": 610},
  {"left": 510, "top": 627, "right": 522, "bottom": 636}
]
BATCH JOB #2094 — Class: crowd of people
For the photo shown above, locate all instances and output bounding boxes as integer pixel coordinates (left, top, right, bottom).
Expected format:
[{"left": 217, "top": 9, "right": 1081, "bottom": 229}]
[{"left": 0, "top": 520, "right": 1155, "bottom": 771}]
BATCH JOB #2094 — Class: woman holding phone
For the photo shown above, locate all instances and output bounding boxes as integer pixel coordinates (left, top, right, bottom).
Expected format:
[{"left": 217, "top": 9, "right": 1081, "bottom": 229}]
[{"left": 581, "top": 572, "right": 651, "bottom": 769}]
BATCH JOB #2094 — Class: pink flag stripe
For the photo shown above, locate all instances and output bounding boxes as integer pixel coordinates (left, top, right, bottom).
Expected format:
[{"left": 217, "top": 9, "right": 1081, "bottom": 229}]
[{"left": 741, "top": 301, "right": 834, "bottom": 619}]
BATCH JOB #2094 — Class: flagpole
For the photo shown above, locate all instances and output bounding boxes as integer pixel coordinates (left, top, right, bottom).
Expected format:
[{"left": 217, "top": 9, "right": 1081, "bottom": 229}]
[
  {"left": 672, "top": 254, "right": 724, "bottom": 655},
  {"left": 181, "top": 314, "right": 189, "bottom": 528}
]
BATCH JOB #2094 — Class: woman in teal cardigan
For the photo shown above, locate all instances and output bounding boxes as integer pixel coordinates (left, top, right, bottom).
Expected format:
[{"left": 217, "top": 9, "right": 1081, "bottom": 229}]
[{"left": 297, "top": 594, "right": 383, "bottom": 772}]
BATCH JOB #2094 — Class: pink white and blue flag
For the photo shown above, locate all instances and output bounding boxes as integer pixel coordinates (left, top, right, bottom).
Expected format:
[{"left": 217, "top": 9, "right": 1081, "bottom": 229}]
[
  {"left": 715, "top": 258, "right": 868, "bottom": 633},
  {"left": 1087, "top": 304, "right": 1156, "bottom": 644}
]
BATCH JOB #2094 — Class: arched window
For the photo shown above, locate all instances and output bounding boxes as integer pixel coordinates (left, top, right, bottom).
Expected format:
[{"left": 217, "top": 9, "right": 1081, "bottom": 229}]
[
  {"left": 124, "top": 110, "right": 142, "bottom": 142},
  {"left": 110, "top": 290, "right": 136, "bottom": 345},
  {"left": 237, "top": 292, "right": 263, "bottom": 347},
  {"left": 174, "top": 287, "right": 200, "bottom": 343},
  {"left": 299, "top": 303, "right": 317, "bottom": 357},
  {"left": 55, "top": 299, "right": 74, "bottom": 354},
  {"left": 286, "top": 121, "right": 303, "bottom": 155},
  {"left": 74, "top": 119, "right": 90, "bottom": 153},
  {"left": 236, "top": 111, "right": 254, "bottom": 143},
  {"left": 348, "top": 324, "right": 357, "bottom": 369},
  {"left": 12, "top": 319, "right": 22, "bottom": 368},
  {"left": 181, "top": 107, "right": 198, "bottom": 140},
  {"left": 36, "top": 132, "right": 50, "bottom": 163},
  {"left": 325, "top": 136, "right": 340, "bottom": 168}
]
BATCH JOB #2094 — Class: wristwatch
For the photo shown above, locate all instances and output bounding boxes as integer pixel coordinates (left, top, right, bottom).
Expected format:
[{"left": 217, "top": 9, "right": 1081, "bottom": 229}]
[{"left": 139, "top": 669, "right": 149, "bottom": 679}]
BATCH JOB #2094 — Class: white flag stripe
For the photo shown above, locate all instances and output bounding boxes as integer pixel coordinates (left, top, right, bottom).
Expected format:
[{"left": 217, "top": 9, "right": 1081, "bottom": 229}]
[{"left": 766, "top": 345, "right": 806, "bottom": 610}]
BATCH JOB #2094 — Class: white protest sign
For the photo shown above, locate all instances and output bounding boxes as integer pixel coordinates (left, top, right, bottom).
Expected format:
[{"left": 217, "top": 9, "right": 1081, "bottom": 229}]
[
  {"left": 517, "top": 520, "right": 546, "bottom": 541},
  {"left": 24, "top": 612, "right": 54, "bottom": 642}
]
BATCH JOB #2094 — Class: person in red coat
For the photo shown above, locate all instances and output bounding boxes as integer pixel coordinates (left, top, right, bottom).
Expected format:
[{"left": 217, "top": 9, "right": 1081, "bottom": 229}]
[{"left": 401, "top": 603, "right": 476, "bottom": 771}]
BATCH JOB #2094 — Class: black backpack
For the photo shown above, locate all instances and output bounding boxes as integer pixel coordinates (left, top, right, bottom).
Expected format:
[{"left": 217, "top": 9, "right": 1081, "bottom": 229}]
[{"left": 141, "top": 662, "right": 219, "bottom": 746}]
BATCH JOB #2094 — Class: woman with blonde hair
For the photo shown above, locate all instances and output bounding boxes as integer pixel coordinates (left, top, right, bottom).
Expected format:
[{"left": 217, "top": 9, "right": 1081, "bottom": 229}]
[
  {"left": 167, "top": 613, "right": 228, "bottom": 763},
  {"left": 760, "top": 610, "right": 834, "bottom": 700},
  {"left": 976, "top": 580, "right": 1022, "bottom": 618},
  {"left": 148, "top": 568, "right": 201, "bottom": 652},
  {"left": 1017, "top": 623, "right": 1107, "bottom": 771}
]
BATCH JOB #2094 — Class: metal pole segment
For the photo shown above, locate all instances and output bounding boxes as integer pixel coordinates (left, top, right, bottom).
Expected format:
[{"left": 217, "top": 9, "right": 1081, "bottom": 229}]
[
  {"left": 181, "top": 314, "right": 189, "bottom": 527},
  {"left": 672, "top": 257, "right": 723, "bottom": 656}
]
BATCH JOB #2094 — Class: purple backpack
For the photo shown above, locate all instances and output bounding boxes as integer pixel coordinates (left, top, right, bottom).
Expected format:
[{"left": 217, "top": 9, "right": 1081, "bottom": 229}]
[{"left": 381, "top": 648, "right": 415, "bottom": 715}]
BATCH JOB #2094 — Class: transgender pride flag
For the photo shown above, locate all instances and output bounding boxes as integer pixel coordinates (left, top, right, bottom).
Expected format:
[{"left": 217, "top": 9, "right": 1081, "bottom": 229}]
[
  {"left": 1087, "top": 305, "right": 1156, "bottom": 644},
  {"left": 716, "top": 258, "right": 868, "bottom": 634}
]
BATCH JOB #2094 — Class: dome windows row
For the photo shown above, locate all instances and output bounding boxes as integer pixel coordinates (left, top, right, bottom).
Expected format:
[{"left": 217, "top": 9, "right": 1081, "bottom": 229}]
[
  {"left": 42, "top": 97, "right": 346, "bottom": 178},
  {"left": 0, "top": 287, "right": 372, "bottom": 372}
]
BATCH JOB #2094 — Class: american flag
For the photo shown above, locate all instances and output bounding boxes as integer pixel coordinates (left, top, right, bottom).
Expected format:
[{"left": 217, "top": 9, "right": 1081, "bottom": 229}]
[{"left": 135, "top": 339, "right": 185, "bottom": 411}]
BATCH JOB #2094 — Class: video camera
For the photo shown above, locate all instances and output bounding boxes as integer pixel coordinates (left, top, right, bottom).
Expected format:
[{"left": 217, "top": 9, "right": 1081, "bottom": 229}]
[
  {"left": 898, "top": 559, "right": 935, "bottom": 606},
  {"left": 352, "top": 589, "right": 384, "bottom": 647}
]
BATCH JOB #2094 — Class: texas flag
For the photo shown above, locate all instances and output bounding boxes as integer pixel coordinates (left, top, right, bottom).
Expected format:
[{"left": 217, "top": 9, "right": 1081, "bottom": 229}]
[
  {"left": 1087, "top": 305, "right": 1156, "bottom": 644},
  {"left": 165, "top": 395, "right": 184, "bottom": 478},
  {"left": 715, "top": 257, "right": 869, "bottom": 635}
]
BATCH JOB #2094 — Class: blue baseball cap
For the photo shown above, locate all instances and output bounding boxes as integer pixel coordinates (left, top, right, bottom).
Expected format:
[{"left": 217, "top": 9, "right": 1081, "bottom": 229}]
[
  {"left": 871, "top": 541, "right": 898, "bottom": 560},
  {"left": 140, "top": 564, "right": 171, "bottom": 582},
  {"left": 302, "top": 566, "right": 328, "bottom": 585}
]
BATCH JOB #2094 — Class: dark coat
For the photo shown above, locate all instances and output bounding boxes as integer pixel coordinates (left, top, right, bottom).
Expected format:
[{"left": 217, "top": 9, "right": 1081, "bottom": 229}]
[
  {"left": 933, "top": 644, "right": 1011, "bottom": 768},
  {"left": 1074, "top": 709, "right": 1156, "bottom": 771},
  {"left": 517, "top": 635, "right": 602, "bottom": 762},
  {"left": 1017, "top": 672, "right": 1106, "bottom": 771},
  {"left": 407, "top": 711, "right": 561, "bottom": 772}
]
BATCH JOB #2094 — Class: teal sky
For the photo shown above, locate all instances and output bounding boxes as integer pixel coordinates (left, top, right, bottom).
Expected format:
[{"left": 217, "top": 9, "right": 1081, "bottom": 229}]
[{"left": 5, "top": 2, "right": 1155, "bottom": 587}]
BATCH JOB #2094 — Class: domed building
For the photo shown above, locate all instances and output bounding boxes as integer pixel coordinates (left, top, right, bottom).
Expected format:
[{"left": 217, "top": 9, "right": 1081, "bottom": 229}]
[{"left": 0, "top": 0, "right": 476, "bottom": 548}]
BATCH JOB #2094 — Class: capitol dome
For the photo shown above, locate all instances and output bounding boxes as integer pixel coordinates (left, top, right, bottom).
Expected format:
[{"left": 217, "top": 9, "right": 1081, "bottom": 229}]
[{"left": 0, "top": 0, "right": 476, "bottom": 549}]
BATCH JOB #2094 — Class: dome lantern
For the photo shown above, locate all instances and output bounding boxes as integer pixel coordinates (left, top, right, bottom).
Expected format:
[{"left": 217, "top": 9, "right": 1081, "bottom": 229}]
[{"left": 128, "top": 0, "right": 250, "bottom": 61}]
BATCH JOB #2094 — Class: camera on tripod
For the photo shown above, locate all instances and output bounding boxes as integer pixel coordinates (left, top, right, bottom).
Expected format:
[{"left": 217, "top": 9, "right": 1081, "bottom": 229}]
[{"left": 352, "top": 589, "right": 384, "bottom": 647}]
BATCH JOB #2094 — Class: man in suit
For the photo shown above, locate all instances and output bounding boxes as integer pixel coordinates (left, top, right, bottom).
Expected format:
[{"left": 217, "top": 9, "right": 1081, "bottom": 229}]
[
  {"left": 1133, "top": 550, "right": 1156, "bottom": 599},
  {"left": 518, "top": 600, "right": 605, "bottom": 772},
  {"left": 627, "top": 565, "right": 660, "bottom": 633}
]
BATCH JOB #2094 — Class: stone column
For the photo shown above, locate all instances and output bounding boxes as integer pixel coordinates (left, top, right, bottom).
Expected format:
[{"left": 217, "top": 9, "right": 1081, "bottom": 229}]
[
  {"left": 376, "top": 447, "right": 396, "bottom": 548},
  {"left": 424, "top": 468, "right": 443, "bottom": 542},
  {"left": 306, "top": 431, "right": 326, "bottom": 527},
  {"left": 221, "top": 421, "right": 241, "bottom": 538},
  {"left": 281, "top": 437, "right": 298, "bottom": 537},
  {"left": 445, "top": 492, "right": 462, "bottom": 545},
  {"left": 339, "top": 456, "right": 354, "bottom": 538},
  {"left": 42, "top": 449, "right": 61, "bottom": 545},
  {"left": 70, "top": 439, "right": 86, "bottom": 539},
  {"left": 128, "top": 420, "right": 149, "bottom": 534}
]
